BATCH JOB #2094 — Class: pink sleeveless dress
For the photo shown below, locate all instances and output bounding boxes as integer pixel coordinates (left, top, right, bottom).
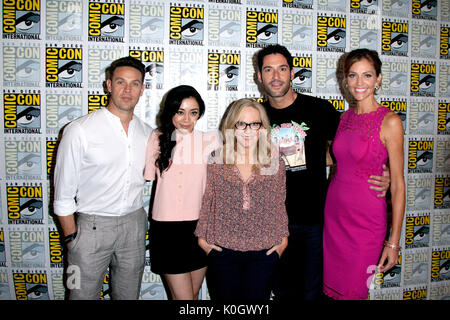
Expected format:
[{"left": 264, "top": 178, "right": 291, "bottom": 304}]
[{"left": 323, "top": 106, "right": 392, "bottom": 300}]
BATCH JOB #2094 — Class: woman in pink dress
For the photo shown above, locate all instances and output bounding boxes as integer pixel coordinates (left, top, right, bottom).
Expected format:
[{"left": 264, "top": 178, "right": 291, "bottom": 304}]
[{"left": 323, "top": 49, "right": 405, "bottom": 300}]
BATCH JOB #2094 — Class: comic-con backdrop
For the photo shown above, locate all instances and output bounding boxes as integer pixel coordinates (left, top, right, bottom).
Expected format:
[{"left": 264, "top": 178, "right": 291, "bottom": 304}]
[{"left": 0, "top": 0, "right": 449, "bottom": 300}]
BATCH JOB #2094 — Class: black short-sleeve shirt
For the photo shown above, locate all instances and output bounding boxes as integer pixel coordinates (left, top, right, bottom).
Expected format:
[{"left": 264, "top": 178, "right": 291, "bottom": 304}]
[{"left": 263, "top": 93, "right": 341, "bottom": 225}]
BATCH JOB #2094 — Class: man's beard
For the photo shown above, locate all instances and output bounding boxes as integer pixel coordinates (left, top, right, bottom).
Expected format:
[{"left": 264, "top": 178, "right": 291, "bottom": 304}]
[{"left": 263, "top": 80, "right": 291, "bottom": 98}]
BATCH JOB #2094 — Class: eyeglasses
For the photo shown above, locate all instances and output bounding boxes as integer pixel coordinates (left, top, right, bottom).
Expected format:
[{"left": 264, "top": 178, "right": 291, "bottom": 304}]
[{"left": 234, "top": 121, "right": 262, "bottom": 130}]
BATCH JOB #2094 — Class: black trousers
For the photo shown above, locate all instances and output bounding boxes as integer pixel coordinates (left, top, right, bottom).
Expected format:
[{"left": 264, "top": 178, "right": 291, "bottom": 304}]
[
  {"left": 272, "top": 224, "right": 324, "bottom": 301},
  {"left": 206, "top": 247, "right": 279, "bottom": 301}
]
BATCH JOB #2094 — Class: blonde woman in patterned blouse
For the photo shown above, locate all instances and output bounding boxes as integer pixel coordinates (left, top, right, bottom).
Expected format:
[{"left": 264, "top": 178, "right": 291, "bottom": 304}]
[{"left": 195, "top": 98, "right": 289, "bottom": 301}]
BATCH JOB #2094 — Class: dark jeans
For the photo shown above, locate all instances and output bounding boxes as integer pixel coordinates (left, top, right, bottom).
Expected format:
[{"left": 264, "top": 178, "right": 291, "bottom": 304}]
[
  {"left": 273, "top": 224, "right": 324, "bottom": 301},
  {"left": 206, "top": 247, "right": 279, "bottom": 301}
]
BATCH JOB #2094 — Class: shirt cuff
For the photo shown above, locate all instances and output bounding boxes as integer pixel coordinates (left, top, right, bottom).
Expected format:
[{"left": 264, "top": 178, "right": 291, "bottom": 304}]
[{"left": 53, "top": 200, "right": 77, "bottom": 216}]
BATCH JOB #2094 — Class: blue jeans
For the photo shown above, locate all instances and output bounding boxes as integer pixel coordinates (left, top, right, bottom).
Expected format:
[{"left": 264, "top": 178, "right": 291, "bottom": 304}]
[
  {"left": 206, "top": 247, "right": 279, "bottom": 301},
  {"left": 273, "top": 224, "right": 323, "bottom": 301}
]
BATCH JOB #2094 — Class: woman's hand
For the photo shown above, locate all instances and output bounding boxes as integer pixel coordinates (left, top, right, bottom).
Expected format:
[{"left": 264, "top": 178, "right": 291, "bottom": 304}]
[
  {"left": 198, "top": 237, "right": 222, "bottom": 255},
  {"left": 377, "top": 246, "right": 399, "bottom": 273},
  {"left": 266, "top": 237, "right": 288, "bottom": 257}
]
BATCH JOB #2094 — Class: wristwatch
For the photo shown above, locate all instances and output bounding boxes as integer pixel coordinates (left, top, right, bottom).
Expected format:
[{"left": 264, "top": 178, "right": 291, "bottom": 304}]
[{"left": 63, "top": 232, "right": 77, "bottom": 244}]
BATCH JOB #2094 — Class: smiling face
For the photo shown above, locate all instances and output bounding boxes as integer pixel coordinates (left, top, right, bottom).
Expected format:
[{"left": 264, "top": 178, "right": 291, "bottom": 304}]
[
  {"left": 257, "top": 53, "right": 294, "bottom": 99},
  {"left": 346, "top": 58, "right": 382, "bottom": 103},
  {"left": 234, "top": 106, "right": 261, "bottom": 150},
  {"left": 106, "top": 66, "right": 144, "bottom": 115},
  {"left": 172, "top": 97, "right": 200, "bottom": 134}
]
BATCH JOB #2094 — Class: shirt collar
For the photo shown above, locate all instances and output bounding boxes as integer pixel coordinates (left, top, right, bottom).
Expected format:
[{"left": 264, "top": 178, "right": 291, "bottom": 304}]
[{"left": 104, "top": 107, "right": 136, "bottom": 131}]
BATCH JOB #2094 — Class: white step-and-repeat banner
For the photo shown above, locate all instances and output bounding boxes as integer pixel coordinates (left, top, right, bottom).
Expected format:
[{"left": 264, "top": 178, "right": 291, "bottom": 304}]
[{"left": 0, "top": 0, "right": 449, "bottom": 300}]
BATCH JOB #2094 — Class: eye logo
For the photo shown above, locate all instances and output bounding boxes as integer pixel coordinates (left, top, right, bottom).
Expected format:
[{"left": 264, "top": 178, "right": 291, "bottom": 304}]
[
  {"left": 408, "top": 101, "right": 435, "bottom": 135},
  {"left": 256, "top": 23, "right": 277, "bottom": 43},
  {"left": 100, "top": 15, "right": 123, "bottom": 35},
  {"left": 3, "top": 1, "right": 41, "bottom": 39},
  {"left": 372, "top": 261, "right": 402, "bottom": 289},
  {"left": 88, "top": 2, "right": 125, "bottom": 42},
  {"left": 169, "top": 5, "right": 204, "bottom": 45},
  {"left": 294, "top": 25, "right": 312, "bottom": 45},
  {"left": 294, "top": 69, "right": 311, "bottom": 85},
  {"left": 46, "top": 0, "right": 83, "bottom": 41},
  {"left": 181, "top": 19, "right": 203, "bottom": 39},
  {"left": 58, "top": 61, "right": 82, "bottom": 82},
  {"left": 17, "top": 107, "right": 40, "bottom": 128},
  {"left": 4, "top": 139, "right": 42, "bottom": 179},
  {"left": 411, "top": 62, "right": 436, "bottom": 97},
  {"left": 220, "top": 65, "right": 239, "bottom": 88},
  {"left": 15, "top": 12, "right": 40, "bottom": 32},
  {"left": 246, "top": 10, "right": 278, "bottom": 48},
  {"left": 220, "top": 22, "right": 240, "bottom": 39},
  {"left": 281, "top": 12, "right": 313, "bottom": 51},
  {"left": 412, "top": 0, "right": 437, "bottom": 20},
  {"left": 13, "top": 272, "right": 49, "bottom": 300},
  {"left": 3, "top": 93, "right": 41, "bottom": 134},
  {"left": 408, "top": 139, "right": 434, "bottom": 173},
  {"left": 405, "top": 215, "right": 430, "bottom": 248},
  {"left": 382, "top": 20, "right": 409, "bottom": 57},
  {"left": 208, "top": 8, "right": 241, "bottom": 47},
  {"left": 129, "top": 4, "right": 164, "bottom": 44},
  {"left": 207, "top": 52, "right": 240, "bottom": 91},
  {"left": 360, "top": 30, "right": 377, "bottom": 50},
  {"left": 7, "top": 185, "right": 44, "bottom": 225},
  {"left": 292, "top": 56, "right": 312, "bottom": 93},
  {"left": 16, "top": 60, "right": 40, "bottom": 82},
  {"left": 391, "top": 34, "right": 408, "bottom": 51},
  {"left": 431, "top": 248, "right": 450, "bottom": 281},
  {"left": 59, "top": 14, "right": 82, "bottom": 33},
  {"left": 142, "top": 17, "right": 163, "bottom": 37},
  {"left": 317, "top": 15, "right": 346, "bottom": 53},
  {"left": 380, "top": 61, "right": 409, "bottom": 96},
  {"left": 46, "top": 46, "right": 83, "bottom": 88}
]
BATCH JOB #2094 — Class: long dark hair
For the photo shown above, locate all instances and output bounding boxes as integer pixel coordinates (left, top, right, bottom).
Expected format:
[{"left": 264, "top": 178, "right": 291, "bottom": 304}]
[{"left": 156, "top": 85, "right": 205, "bottom": 174}]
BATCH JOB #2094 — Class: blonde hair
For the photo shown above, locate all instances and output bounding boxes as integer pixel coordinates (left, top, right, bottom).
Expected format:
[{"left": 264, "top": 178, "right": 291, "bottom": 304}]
[{"left": 218, "top": 98, "right": 272, "bottom": 171}]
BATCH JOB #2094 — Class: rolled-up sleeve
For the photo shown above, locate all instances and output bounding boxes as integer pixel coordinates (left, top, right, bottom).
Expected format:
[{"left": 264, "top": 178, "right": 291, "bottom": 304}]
[{"left": 53, "top": 123, "right": 84, "bottom": 216}]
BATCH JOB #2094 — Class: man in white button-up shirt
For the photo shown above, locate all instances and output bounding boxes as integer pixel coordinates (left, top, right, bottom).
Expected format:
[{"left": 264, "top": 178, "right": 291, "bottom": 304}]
[{"left": 53, "top": 56, "right": 152, "bottom": 300}]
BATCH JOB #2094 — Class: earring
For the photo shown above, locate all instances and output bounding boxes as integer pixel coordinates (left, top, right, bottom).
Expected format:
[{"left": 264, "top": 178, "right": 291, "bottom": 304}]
[{"left": 375, "top": 85, "right": 380, "bottom": 91}]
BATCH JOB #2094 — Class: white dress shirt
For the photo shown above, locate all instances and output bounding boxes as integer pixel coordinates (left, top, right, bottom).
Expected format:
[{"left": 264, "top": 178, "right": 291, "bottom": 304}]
[{"left": 53, "top": 108, "right": 152, "bottom": 217}]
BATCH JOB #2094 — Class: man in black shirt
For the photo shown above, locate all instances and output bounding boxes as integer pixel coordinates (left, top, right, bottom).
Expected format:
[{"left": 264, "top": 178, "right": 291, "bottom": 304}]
[{"left": 255, "top": 44, "right": 390, "bottom": 301}]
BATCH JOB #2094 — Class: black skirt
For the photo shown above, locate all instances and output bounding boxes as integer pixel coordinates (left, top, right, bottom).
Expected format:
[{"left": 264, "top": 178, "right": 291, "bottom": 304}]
[{"left": 149, "top": 219, "right": 207, "bottom": 274}]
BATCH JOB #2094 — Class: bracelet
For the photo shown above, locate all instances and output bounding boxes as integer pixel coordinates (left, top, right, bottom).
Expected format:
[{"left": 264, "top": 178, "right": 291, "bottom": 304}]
[
  {"left": 384, "top": 240, "right": 401, "bottom": 251},
  {"left": 63, "top": 232, "right": 77, "bottom": 244}
]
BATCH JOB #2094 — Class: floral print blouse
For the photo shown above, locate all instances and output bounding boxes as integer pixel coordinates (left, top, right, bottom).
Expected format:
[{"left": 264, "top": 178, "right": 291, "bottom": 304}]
[{"left": 195, "top": 159, "right": 289, "bottom": 251}]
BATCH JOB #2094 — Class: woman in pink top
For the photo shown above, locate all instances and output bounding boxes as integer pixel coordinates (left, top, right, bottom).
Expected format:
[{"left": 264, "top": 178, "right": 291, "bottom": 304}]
[
  {"left": 144, "top": 85, "right": 217, "bottom": 300},
  {"left": 195, "top": 99, "right": 289, "bottom": 301}
]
